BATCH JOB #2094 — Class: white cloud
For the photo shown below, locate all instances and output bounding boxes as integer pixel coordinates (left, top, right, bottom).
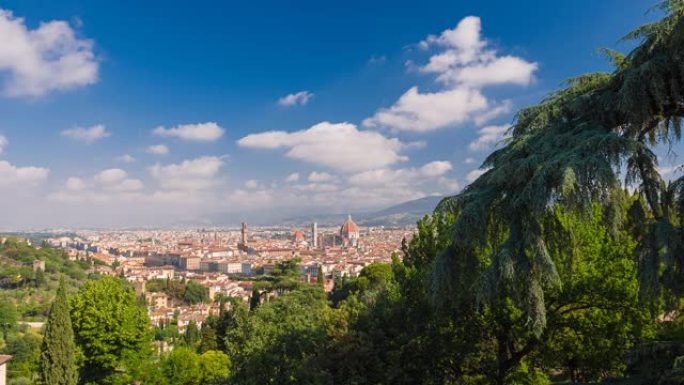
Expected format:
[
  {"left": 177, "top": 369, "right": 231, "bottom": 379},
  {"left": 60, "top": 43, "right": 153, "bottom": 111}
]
[
  {"left": 364, "top": 16, "right": 536, "bottom": 132},
  {"left": 116, "top": 154, "right": 136, "bottom": 163},
  {"left": 469, "top": 124, "right": 510, "bottom": 151},
  {"left": 0, "top": 160, "right": 49, "bottom": 187},
  {"left": 278, "top": 91, "right": 313, "bottom": 107},
  {"left": 308, "top": 171, "right": 334, "bottom": 182},
  {"left": 146, "top": 144, "right": 169, "bottom": 155},
  {"left": 61, "top": 124, "right": 110, "bottom": 144},
  {"left": 658, "top": 164, "right": 683, "bottom": 179},
  {"left": 149, "top": 156, "right": 224, "bottom": 191},
  {"left": 466, "top": 167, "right": 490, "bottom": 183},
  {"left": 94, "top": 168, "right": 127, "bottom": 185},
  {"left": 285, "top": 173, "right": 300, "bottom": 182},
  {"left": 464, "top": 157, "right": 476, "bottom": 164},
  {"left": 419, "top": 160, "right": 453, "bottom": 176},
  {"left": 66, "top": 177, "right": 86, "bottom": 191},
  {"left": 117, "top": 178, "right": 144, "bottom": 192},
  {"left": 369, "top": 55, "right": 387, "bottom": 65},
  {"left": 418, "top": 16, "right": 536, "bottom": 87},
  {"left": 349, "top": 160, "right": 452, "bottom": 187},
  {"left": 90, "top": 168, "right": 143, "bottom": 192},
  {"left": 363, "top": 86, "right": 489, "bottom": 132},
  {"left": 245, "top": 179, "right": 259, "bottom": 189},
  {"left": 153, "top": 122, "right": 224, "bottom": 142},
  {"left": 0, "top": 8, "right": 98, "bottom": 97},
  {"left": 238, "top": 121, "right": 408, "bottom": 173},
  {"left": 0, "top": 135, "right": 7, "bottom": 154}
]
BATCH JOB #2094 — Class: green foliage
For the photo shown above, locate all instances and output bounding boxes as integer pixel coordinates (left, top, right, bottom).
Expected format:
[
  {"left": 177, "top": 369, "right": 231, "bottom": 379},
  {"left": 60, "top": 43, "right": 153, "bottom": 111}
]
[
  {"left": 146, "top": 278, "right": 210, "bottom": 305},
  {"left": 184, "top": 281, "right": 210, "bottom": 304},
  {"left": 163, "top": 346, "right": 202, "bottom": 385},
  {"left": 4, "top": 329, "right": 42, "bottom": 384},
  {"left": 184, "top": 320, "right": 200, "bottom": 346},
  {"left": 40, "top": 277, "right": 78, "bottom": 385},
  {"left": 69, "top": 276, "right": 152, "bottom": 384},
  {"left": 162, "top": 347, "right": 230, "bottom": 385},
  {"left": 434, "top": 0, "right": 684, "bottom": 336},
  {"left": 225, "top": 285, "right": 331, "bottom": 385},
  {"left": 198, "top": 317, "right": 218, "bottom": 353}
]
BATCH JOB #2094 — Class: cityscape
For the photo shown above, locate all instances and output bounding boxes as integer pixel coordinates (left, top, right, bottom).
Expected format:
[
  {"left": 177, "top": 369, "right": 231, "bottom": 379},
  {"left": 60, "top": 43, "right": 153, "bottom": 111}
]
[
  {"left": 2, "top": 1, "right": 684, "bottom": 384},
  {"left": 42, "top": 216, "right": 412, "bottom": 337}
]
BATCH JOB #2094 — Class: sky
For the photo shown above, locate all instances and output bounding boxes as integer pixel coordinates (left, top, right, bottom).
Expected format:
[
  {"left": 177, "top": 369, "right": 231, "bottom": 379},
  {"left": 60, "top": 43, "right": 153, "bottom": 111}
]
[{"left": 0, "top": 0, "right": 676, "bottom": 229}]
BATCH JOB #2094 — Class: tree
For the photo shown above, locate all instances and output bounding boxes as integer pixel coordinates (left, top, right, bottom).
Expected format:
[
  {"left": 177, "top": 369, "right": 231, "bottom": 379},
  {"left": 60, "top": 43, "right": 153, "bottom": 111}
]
[
  {"left": 199, "top": 350, "right": 230, "bottom": 384},
  {"left": 0, "top": 301, "right": 18, "bottom": 333},
  {"left": 163, "top": 347, "right": 202, "bottom": 385},
  {"left": 70, "top": 276, "right": 152, "bottom": 384},
  {"left": 162, "top": 347, "right": 230, "bottom": 385},
  {"left": 184, "top": 320, "right": 200, "bottom": 346},
  {"left": 317, "top": 266, "right": 325, "bottom": 286},
  {"left": 40, "top": 277, "right": 78, "bottom": 385},
  {"left": 184, "top": 281, "right": 209, "bottom": 304},
  {"left": 198, "top": 318, "right": 218, "bottom": 353},
  {"left": 224, "top": 286, "right": 331, "bottom": 385}
]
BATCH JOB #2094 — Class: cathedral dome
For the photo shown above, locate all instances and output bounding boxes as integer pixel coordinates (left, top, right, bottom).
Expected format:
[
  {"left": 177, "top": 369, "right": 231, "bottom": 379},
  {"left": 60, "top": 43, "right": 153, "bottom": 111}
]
[{"left": 340, "top": 215, "right": 359, "bottom": 237}]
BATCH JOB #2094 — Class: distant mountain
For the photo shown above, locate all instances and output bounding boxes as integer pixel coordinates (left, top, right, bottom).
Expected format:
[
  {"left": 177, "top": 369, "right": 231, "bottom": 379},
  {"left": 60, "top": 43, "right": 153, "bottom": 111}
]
[
  {"left": 358, "top": 195, "right": 443, "bottom": 227},
  {"left": 279, "top": 195, "right": 444, "bottom": 227}
]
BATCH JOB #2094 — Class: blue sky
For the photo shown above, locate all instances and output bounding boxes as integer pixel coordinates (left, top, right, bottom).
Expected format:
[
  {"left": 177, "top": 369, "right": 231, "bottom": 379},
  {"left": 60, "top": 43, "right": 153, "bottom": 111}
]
[{"left": 0, "top": 0, "right": 674, "bottom": 229}]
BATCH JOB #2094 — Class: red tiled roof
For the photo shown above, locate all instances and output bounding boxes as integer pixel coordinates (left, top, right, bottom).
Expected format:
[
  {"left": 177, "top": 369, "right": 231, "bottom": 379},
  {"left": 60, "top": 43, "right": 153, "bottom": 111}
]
[{"left": 340, "top": 215, "right": 359, "bottom": 235}]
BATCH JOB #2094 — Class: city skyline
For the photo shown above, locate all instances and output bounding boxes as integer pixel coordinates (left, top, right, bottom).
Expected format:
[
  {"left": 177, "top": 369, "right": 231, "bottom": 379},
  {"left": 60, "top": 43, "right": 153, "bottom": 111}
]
[{"left": 0, "top": 0, "right": 677, "bottom": 229}]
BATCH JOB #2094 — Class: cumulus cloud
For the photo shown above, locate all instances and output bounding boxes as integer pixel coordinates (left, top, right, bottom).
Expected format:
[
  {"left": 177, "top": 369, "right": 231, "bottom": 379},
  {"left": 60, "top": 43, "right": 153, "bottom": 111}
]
[
  {"left": 146, "top": 144, "right": 169, "bottom": 155},
  {"left": 116, "top": 154, "right": 136, "bottom": 163},
  {"left": 60, "top": 169, "right": 144, "bottom": 198},
  {"left": 66, "top": 177, "right": 86, "bottom": 191},
  {"left": 348, "top": 160, "right": 452, "bottom": 187},
  {"left": 51, "top": 170, "right": 144, "bottom": 203},
  {"left": 0, "top": 160, "right": 49, "bottom": 187},
  {"left": 0, "top": 135, "right": 7, "bottom": 154},
  {"left": 278, "top": 91, "right": 313, "bottom": 107},
  {"left": 61, "top": 124, "right": 110, "bottom": 144},
  {"left": 0, "top": 8, "right": 98, "bottom": 97},
  {"left": 363, "top": 86, "right": 490, "bottom": 132},
  {"left": 364, "top": 16, "right": 536, "bottom": 132},
  {"left": 94, "top": 168, "right": 127, "bottom": 185},
  {"left": 469, "top": 124, "right": 510, "bottom": 151},
  {"left": 149, "top": 156, "right": 224, "bottom": 191},
  {"left": 308, "top": 171, "right": 334, "bottom": 182},
  {"left": 285, "top": 173, "right": 300, "bottom": 182},
  {"left": 238, "top": 121, "right": 408, "bottom": 173},
  {"left": 153, "top": 122, "right": 224, "bottom": 142},
  {"left": 466, "top": 167, "right": 490, "bottom": 183},
  {"left": 245, "top": 179, "right": 259, "bottom": 189},
  {"left": 464, "top": 157, "right": 476, "bottom": 164}
]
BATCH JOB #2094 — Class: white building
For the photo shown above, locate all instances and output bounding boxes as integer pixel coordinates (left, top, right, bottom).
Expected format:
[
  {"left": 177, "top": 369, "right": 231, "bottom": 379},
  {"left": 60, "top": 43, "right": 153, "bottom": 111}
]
[{"left": 0, "top": 355, "right": 12, "bottom": 385}]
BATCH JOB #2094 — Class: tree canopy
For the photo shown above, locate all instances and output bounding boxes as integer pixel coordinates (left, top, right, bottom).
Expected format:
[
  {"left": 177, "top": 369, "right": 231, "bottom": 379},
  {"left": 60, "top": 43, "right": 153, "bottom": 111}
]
[{"left": 434, "top": 0, "right": 684, "bottom": 338}]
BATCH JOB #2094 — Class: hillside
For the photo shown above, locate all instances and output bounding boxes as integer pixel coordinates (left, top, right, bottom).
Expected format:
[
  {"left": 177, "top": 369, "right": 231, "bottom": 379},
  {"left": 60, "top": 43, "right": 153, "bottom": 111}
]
[
  {"left": 358, "top": 195, "right": 443, "bottom": 226},
  {"left": 280, "top": 195, "right": 443, "bottom": 227}
]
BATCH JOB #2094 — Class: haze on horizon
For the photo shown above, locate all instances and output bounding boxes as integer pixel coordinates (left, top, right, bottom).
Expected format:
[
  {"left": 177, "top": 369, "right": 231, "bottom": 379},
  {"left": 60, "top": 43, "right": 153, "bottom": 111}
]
[{"left": 0, "top": 0, "right": 678, "bottom": 229}]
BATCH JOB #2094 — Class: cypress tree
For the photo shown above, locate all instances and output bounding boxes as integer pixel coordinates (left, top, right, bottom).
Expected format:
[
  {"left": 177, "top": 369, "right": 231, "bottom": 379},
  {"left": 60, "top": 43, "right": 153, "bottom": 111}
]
[
  {"left": 184, "top": 320, "right": 200, "bottom": 346},
  {"left": 198, "top": 321, "right": 218, "bottom": 353},
  {"left": 317, "top": 266, "right": 325, "bottom": 286},
  {"left": 40, "top": 277, "right": 78, "bottom": 385}
]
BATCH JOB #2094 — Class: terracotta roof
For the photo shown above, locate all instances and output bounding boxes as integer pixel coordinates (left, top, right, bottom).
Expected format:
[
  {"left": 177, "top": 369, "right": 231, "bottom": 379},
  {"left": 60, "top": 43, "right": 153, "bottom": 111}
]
[
  {"left": 0, "top": 355, "right": 12, "bottom": 365},
  {"left": 340, "top": 215, "right": 359, "bottom": 235}
]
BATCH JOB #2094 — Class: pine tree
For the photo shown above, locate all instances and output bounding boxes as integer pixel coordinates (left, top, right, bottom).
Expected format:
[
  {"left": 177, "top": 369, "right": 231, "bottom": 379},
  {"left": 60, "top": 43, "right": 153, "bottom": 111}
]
[
  {"left": 40, "top": 277, "right": 78, "bottom": 385},
  {"left": 433, "top": 0, "right": 684, "bottom": 337}
]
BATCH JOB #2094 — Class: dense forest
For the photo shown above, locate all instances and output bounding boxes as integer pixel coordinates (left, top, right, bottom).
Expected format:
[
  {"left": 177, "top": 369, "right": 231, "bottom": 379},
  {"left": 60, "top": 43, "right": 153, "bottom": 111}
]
[{"left": 6, "top": 1, "right": 684, "bottom": 384}]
